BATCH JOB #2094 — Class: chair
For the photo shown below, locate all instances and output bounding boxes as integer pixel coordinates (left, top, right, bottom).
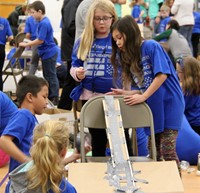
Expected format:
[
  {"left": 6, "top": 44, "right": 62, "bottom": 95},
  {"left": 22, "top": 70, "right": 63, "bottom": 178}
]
[
  {"left": 14, "top": 32, "right": 26, "bottom": 47},
  {"left": 80, "top": 95, "right": 157, "bottom": 162},
  {"left": 2, "top": 46, "right": 25, "bottom": 87},
  {"left": 72, "top": 100, "right": 82, "bottom": 148}
]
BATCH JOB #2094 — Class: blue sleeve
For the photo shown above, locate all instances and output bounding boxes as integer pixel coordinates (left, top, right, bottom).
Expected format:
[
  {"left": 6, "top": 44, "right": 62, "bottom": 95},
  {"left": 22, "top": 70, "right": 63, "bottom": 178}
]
[
  {"left": 6, "top": 19, "right": 13, "bottom": 37},
  {"left": 71, "top": 39, "right": 84, "bottom": 68},
  {"left": 24, "top": 17, "right": 31, "bottom": 34},
  {"left": 56, "top": 46, "right": 62, "bottom": 65},
  {"left": 147, "top": 40, "right": 171, "bottom": 76},
  {"left": 2, "top": 111, "right": 31, "bottom": 143}
]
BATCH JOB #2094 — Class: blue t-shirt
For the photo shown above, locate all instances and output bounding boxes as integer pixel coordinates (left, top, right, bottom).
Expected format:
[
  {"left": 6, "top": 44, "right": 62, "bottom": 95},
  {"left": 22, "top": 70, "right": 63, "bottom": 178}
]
[
  {"left": 176, "top": 115, "right": 200, "bottom": 165},
  {"left": 157, "top": 16, "right": 171, "bottom": 34},
  {"left": 137, "top": 40, "right": 184, "bottom": 134},
  {"left": 192, "top": 12, "right": 200, "bottom": 34},
  {"left": 0, "top": 17, "right": 13, "bottom": 45},
  {"left": 37, "top": 16, "right": 57, "bottom": 60},
  {"left": 6, "top": 47, "right": 25, "bottom": 68},
  {"left": 49, "top": 178, "right": 77, "bottom": 193},
  {"left": 131, "top": 5, "right": 142, "bottom": 24},
  {"left": 184, "top": 94, "right": 200, "bottom": 127},
  {"left": 0, "top": 91, "right": 18, "bottom": 136},
  {"left": 2, "top": 109, "right": 38, "bottom": 172},
  {"left": 24, "top": 15, "right": 38, "bottom": 40},
  {"left": 71, "top": 33, "right": 114, "bottom": 101}
]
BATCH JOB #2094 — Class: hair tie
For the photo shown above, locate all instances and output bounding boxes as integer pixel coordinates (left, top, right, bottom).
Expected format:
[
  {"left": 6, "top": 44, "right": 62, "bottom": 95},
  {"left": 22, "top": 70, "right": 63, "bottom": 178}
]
[{"left": 45, "top": 134, "right": 51, "bottom": 138}]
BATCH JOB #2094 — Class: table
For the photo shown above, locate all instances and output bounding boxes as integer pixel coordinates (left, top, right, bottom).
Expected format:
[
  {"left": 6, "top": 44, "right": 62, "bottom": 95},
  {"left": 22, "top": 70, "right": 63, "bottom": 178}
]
[
  {"left": 68, "top": 161, "right": 184, "bottom": 193},
  {"left": 181, "top": 166, "right": 200, "bottom": 193}
]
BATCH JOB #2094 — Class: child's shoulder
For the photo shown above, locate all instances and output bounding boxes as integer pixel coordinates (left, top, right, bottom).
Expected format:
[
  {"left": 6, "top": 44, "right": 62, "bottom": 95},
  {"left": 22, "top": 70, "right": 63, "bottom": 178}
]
[
  {"left": 142, "top": 39, "right": 160, "bottom": 47},
  {"left": 12, "top": 108, "right": 35, "bottom": 119}
]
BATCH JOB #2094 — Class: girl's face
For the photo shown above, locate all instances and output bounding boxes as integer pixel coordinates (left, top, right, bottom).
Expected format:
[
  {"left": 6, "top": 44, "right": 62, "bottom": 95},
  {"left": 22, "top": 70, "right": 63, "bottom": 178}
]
[
  {"left": 176, "top": 63, "right": 184, "bottom": 82},
  {"left": 112, "top": 29, "right": 125, "bottom": 51},
  {"left": 93, "top": 8, "right": 113, "bottom": 38}
]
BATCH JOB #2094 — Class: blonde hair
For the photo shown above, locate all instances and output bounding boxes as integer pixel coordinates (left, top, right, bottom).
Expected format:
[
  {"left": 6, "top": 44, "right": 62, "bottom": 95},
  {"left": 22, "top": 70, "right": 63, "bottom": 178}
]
[
  {"left": 18, "top": 23, "right": 25, "bottom": 33},
  {"left": 160, "top": 4, "right": 170, "bottom": 12},
  {"left": 181, "top": 56, "right": 200, "bottom": 95},
  {"left": 77, "top": 0, "right": 117, "bottom": 60},
  {"left": 27, "top": 120, "right": 69, "bottom": 193}
]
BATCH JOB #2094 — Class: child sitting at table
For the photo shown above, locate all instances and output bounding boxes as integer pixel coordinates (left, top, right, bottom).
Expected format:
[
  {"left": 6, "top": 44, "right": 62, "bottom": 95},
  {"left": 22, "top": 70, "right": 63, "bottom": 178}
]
[{"left": 6, "top": 23, "right": 28, "bottom": 69}]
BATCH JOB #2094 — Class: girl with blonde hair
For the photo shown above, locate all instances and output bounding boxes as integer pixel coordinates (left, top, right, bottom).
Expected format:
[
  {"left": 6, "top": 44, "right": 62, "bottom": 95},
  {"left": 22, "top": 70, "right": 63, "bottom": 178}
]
[
  {"left": 70, "top": 0, "right": 133, "bottom": 157},
  {"left": 7, "top": 120, "right": 77, "bottom": 193},
  {"left": 176, "top": 56, "right": 200, "bottom": 135}
]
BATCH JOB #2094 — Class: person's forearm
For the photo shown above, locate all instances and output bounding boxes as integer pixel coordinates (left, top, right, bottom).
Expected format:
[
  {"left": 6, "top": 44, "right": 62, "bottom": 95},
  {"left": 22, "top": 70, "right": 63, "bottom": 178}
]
[
  {"left": 25, "top": 33, "right": 31, "bottom": 39},
  {"left": 0, "top": 136, "right": 29, "bottom": 163},
  {"left": 63, "top": 153, "right": 80, "bottom": 165},
  {"left": 7, "top": 35, "right": 14, "bottom": 42},
  {"left": 124, "top": 89, "right": 141, "bottom": 95},
  {"left": 142, "top": 73, "right": 167, "bottom": 100},
  {"left": 26, "top": 39, "right": 43, "bottom": 47}
]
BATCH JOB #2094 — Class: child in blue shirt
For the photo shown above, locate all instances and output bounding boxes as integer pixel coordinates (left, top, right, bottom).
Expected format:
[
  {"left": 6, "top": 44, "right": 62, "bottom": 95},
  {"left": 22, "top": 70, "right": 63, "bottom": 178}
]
[
  {"left": 130, "top": 0, "right": 145, "bottom": 24},
  {"left": 176, "top": 56, "right": 200, "bottom": 135},
  {"left": 155, "top": 4, "right": 171, "bottom": 35},
  {"left": 0, "top": 91, "right": 18, "bottom": 167},
  {"left": 24, "top": 6, "right": 40, "bottom": 75},
  {"left": 110, "top": 15, "right": 184, "bottom": 173},
  {"left": 19, "top": 1, "right": 59, "bottom": 105},
  {"left": 0, "top": 17, "right": 13, "bottom": 91},
  {"left": 0, "top": 75, "right": 49, "bottom": 174}
]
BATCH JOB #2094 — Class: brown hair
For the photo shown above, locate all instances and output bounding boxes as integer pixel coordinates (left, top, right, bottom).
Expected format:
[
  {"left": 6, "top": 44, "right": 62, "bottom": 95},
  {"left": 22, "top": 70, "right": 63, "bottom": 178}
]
[{"left": 111, "top": 15, "right": 143, "bottom": 89}]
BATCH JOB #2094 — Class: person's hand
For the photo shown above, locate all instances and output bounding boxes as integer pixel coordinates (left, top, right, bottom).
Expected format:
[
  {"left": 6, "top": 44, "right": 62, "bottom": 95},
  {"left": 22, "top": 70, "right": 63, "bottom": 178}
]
[
  {"left": 124, "top": 94, "right": 147, "bottom": 105},
  {"left": 19, "top": 42, "right": 27, "bottom": 47},
  {"left": 106, "top": 88, "right": 124, "bottom": 95},
  {"left": 84, "top": 145, "right": 92, "bottom": 154},
  {"left": 76, "top": 67, "right": 86, "bottom": 80}
]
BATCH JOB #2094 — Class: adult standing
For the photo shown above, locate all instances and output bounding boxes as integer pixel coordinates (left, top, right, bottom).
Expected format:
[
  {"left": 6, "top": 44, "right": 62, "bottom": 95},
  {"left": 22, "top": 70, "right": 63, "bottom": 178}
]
[
  {"left": 7, "top": 4, "right": 27, "bottom": 36},
  {"left": 75, "top": 0, "right": 94, "bottom": 42},
  {"left": 58, "top": 0, "right": 83, "bottom": 110},
  {"left": 146, "top": 0, "right": 164, "bottom": 34},
  {"left": 171, "top": 0, "right": 194, "bottom": 51}
]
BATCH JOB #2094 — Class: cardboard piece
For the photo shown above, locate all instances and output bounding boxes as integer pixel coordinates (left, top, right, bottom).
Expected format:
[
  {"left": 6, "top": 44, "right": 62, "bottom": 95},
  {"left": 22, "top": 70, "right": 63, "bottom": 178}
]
[
  {"left": 68, "top": 161, "right": 184, "bottom": 193},
  {"left": 36, "top": 108, "right": 75, "bottom": 133}
]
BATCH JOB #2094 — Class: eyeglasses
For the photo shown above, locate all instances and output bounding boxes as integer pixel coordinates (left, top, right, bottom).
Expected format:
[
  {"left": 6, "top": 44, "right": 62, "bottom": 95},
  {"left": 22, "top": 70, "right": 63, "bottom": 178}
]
[{"left": 94, "top": 16, "right": 113, "bottom": 23}]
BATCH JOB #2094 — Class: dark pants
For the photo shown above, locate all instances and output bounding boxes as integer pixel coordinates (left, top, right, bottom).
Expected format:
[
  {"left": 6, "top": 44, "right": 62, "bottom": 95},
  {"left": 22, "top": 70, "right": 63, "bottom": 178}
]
[
  {"left": 191, "top": 33, "right": 200, "bottom": 58},
  {"left": 58, "top": 61, "right": 77, "bottom": 110},
  {"left": 191, "top": 125, "right": 200, "bottom": 135},
  {"left": 0, "top": 45, "right": 5, "bottom": 91},
  {"left": 89, "top": 128, "right": 133, "bottom": 157}
]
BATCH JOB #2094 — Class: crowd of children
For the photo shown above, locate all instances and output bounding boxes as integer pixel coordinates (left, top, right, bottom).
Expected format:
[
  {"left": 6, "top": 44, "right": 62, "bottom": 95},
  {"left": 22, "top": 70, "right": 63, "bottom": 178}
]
[{"left": 0, "top": 0, "right": 200, "bottom": 192}]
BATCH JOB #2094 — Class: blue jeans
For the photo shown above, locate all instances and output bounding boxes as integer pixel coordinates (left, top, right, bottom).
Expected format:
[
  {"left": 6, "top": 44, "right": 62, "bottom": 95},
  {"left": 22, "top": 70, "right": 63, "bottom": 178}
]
[
  {"left": 179, "top": 25, "right": 193, "bottom": 52},
  {"left": 42, "top": 53, "right": 59, "bottom": 98}
]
